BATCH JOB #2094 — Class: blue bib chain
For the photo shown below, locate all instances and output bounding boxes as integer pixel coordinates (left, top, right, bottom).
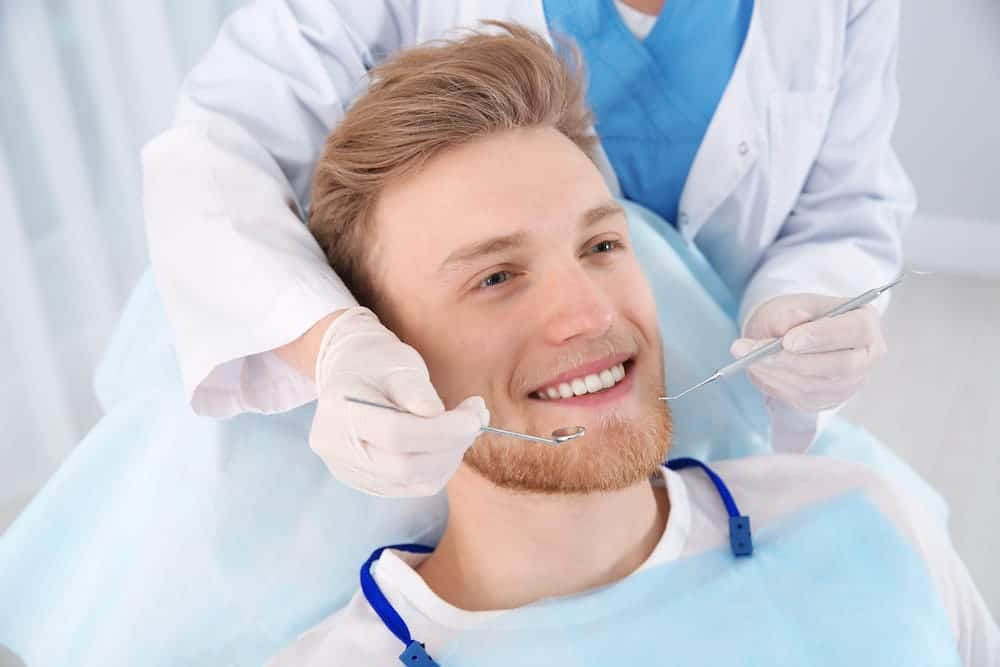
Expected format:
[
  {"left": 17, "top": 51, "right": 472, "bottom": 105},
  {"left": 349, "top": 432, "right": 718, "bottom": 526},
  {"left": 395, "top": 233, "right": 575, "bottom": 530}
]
[
  {"left": 360, "top": 458, "right": 752, "bottom": 665},
  {"left": 666, "top": 457, "right": 753, "bottom": 557},
  {"left": 359, "top": 543, "right": 439, "bottom": 665}
]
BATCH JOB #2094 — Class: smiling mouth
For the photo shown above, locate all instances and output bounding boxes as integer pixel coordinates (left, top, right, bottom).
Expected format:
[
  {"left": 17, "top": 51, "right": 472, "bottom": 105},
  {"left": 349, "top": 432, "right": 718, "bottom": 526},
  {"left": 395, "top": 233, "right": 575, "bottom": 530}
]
[{"left": 530, "top": 358, "right": 635, "bottom": 401}]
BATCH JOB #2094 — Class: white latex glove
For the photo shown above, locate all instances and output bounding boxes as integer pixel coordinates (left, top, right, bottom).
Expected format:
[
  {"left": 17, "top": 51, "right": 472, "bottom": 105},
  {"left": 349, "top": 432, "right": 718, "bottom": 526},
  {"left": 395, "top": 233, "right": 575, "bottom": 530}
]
[
  {"left": 730, "top": 294, "right": 886, "bottom": 412},
  {"left": 309, "top": 307, "right": 490, "bottom": 497}
]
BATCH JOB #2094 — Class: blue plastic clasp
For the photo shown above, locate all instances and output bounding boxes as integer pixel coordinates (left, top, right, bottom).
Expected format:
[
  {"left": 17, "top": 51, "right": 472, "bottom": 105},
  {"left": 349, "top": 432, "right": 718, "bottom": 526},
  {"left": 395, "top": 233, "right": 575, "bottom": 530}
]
[
  {"left": 399, "top": 641, "right": 440, "bottom": 666},
  {"left": 729, "top": 515, "right": 753, "bottom": 557}
]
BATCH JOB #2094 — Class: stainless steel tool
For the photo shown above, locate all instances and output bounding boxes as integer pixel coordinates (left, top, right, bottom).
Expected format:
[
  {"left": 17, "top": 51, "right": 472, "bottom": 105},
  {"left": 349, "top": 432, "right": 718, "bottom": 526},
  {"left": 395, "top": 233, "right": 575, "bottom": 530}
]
[
  {"left": 344, "top": 396, "right": 586, "bottom": 446},
  {"left": 660, "top": 271, "right": 931, "bottom": 401}
]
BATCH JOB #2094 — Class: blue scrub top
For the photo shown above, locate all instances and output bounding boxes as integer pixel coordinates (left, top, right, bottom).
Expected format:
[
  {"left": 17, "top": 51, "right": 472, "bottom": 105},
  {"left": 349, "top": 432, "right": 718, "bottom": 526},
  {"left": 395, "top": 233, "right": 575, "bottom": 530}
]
[{"left": 543, "top": 0, "right": 753, "bottom": 226}]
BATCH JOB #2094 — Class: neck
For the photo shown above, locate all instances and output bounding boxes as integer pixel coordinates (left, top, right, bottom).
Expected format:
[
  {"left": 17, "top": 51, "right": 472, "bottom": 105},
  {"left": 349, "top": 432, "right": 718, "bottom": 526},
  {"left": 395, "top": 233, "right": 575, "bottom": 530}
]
[
  {"left": 619, "top": 0, "right": 666, "bottom": 16},
  {"left": 416, "top": 465, "right": 669, "bottom": 611}
]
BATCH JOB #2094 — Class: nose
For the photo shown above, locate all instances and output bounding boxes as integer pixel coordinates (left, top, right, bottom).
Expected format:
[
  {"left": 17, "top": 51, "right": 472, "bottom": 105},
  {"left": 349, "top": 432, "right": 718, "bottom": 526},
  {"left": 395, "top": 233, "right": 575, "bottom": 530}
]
[{"left": 539, "top": 264, "right": 615, "bottom": 345}]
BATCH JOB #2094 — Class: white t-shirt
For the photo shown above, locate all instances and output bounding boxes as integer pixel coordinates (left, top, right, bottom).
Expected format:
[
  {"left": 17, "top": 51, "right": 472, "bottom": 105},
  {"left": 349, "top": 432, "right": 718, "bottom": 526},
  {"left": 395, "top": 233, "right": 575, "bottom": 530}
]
[{"left": 267, "top": 456, "right": 999, "bottom": 666}]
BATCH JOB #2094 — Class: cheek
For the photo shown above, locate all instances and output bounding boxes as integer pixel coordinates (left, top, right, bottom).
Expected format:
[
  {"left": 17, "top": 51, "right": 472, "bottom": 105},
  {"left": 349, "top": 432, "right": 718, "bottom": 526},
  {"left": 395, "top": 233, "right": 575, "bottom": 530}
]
[
  {"left": 406, "top": 314, "right": 504, "bottom": 409},
  {"left": 615, "top": 263, "right": 659, "bottom": 329},
  {"left": 378, "top": 295, "right": 461, "bottom": 399}
]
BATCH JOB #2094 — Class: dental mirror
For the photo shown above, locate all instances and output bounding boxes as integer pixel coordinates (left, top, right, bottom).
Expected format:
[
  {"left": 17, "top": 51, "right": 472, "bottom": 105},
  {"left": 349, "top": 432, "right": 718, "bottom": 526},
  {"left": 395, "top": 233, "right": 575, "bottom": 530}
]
[{"left": 344, "top": 396, "right": 586, "bottom": 447}]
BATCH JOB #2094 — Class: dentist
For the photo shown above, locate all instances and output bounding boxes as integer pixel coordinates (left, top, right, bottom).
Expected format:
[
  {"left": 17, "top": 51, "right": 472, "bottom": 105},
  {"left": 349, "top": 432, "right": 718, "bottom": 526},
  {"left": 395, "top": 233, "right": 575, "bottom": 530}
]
[{"left": 143, "top": 0, "right": 912, "bottom": 496}]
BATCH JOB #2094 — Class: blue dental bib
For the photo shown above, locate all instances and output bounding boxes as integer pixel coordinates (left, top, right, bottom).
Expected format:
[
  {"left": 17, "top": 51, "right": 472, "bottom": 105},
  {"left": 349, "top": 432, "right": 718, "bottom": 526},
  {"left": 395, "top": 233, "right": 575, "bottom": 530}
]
[{"left": 435, "top": 492, "right": 958, "bottom": 666}]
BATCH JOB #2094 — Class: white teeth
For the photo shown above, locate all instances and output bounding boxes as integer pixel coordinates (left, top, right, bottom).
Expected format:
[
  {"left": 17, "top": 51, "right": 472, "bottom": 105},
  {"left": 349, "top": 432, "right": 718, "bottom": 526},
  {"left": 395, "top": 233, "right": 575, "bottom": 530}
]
[
  {"left": 535, "top": 362, "right": 629, "bottom": 401},
  {"left": 599, "top": 369, "right": 615, "bottom": 388}
]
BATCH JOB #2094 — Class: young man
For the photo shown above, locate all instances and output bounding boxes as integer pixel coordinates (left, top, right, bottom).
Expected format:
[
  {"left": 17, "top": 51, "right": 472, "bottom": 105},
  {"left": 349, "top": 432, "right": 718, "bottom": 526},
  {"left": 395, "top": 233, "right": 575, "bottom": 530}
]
[{"left": 269, "top": 24, "right": 997, "bottom": 666}]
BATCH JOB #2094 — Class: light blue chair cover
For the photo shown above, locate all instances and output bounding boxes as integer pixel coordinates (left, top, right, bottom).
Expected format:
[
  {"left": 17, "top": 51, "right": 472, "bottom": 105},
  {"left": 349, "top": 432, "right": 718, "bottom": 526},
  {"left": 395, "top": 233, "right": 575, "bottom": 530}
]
[{"left": 0, "top": 201, "right": 945, "bottom": 666}]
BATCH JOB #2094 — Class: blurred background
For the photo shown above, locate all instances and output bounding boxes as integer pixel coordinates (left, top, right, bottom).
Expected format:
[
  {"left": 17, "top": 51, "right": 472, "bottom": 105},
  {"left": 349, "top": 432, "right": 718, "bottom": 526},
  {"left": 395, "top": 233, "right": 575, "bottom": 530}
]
[
  {"left": 0, "top": 0, "right": 247, "bottom": 523},
  {"left": 0, "top": 0, "right": 997, "bottom": 651}
]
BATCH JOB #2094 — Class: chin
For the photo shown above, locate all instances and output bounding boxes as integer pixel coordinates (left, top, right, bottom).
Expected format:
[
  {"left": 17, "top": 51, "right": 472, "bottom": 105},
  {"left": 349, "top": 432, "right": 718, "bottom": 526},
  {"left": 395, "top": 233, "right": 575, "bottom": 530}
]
[{"left": 466, "top": 390, "right": 671, "bottom": 494}]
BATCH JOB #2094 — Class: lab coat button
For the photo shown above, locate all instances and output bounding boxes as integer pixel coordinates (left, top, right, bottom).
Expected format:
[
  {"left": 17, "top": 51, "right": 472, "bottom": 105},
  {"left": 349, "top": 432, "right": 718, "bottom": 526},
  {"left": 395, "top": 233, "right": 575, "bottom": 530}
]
[
  {"left": 679, "top": 212, "right": 689, "bottom": 226},
  {"left": 738, "top": 141, "right": 749, "bottom": 156}
]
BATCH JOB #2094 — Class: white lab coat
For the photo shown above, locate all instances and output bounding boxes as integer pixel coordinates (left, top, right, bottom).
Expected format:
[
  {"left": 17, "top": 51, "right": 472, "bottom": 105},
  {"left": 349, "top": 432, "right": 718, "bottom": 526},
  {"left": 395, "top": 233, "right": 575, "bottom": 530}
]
[{"left": 143, "top": 0, "right": 913, "bottom": 448}]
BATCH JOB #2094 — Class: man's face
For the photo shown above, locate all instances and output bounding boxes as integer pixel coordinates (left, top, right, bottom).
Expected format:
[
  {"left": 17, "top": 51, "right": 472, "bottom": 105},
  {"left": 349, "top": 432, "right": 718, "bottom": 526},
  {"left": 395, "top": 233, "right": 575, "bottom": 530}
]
[{"left": 371, "top": 126, "right": 670, "bottom": 493}]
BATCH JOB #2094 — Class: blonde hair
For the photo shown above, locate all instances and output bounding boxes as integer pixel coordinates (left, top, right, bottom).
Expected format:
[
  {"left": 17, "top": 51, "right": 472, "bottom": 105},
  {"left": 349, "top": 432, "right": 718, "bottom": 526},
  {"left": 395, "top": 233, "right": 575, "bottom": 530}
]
[{"left": 308, "top": 21, "right": 596, "bottom": 311}]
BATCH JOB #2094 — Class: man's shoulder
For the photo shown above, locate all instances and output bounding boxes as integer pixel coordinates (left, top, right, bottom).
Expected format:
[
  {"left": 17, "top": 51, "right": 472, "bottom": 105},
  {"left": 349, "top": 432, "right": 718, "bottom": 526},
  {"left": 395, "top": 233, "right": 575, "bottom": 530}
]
[{"left": 265, "top": 591, "right": 397, "bottom": 667}]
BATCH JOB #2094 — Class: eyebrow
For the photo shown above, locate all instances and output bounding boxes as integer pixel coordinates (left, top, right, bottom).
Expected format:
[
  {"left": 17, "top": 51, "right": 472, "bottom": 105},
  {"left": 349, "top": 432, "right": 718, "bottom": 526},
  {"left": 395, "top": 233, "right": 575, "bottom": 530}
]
[
  {"left": 438, "top": 200, "right": 625, "bottom": 273},
  {"left": 583, "top": 201, "right": 625, "bottom": 227}
]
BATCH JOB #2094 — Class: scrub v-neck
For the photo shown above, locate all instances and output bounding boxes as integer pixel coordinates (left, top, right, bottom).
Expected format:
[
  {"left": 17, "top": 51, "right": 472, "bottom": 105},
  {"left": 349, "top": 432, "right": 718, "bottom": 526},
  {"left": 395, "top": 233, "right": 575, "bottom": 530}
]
[{"left": 543, "top": 0, "right": 753, "bottom": 226}]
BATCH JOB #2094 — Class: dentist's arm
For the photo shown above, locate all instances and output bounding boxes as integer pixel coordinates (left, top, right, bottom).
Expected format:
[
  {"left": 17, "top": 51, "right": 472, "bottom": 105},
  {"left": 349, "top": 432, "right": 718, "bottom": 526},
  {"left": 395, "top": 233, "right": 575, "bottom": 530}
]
[
  {"left": 274, "top": 312, "right": 341, "bottom": 383},
  {"left": 145, "top": 0, "right": 419, "bottom": 417},
  {"left": 144, "top": 0, "right": 488, "bottom": 496},
  {"left": 733, "top": 0, "right": 914, "bottom": 451}
]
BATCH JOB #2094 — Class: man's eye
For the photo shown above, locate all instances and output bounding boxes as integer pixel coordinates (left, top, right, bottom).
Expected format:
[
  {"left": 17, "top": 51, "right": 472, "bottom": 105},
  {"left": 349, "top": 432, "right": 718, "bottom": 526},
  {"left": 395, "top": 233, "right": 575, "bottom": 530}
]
[
  {"left": 589, "top": 239, "right": 622, "bottom": 254},
  {"left": 479, "top": 271, "right": 511, "bottom": 288}
]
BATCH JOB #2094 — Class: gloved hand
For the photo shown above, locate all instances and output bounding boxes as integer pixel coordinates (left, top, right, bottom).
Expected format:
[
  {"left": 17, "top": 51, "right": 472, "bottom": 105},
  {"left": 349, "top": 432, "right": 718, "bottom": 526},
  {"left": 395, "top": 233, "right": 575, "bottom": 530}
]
[
  {"left": 309, "top": 306, "right": 490, "bottom": 497},
  {"left": 730, "top": 293, "right": 886, "bottom": 412}
]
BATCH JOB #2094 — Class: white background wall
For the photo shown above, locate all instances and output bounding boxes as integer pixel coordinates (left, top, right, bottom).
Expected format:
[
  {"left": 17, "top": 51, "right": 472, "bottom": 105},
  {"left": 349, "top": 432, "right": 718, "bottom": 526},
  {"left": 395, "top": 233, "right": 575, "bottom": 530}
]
[
  {"left": 894, "top": 0, "right": 1000, "bottom": 224},
  {"left": 0, "top": 4, "right": 997, "bottom": 662},
  {"left": 893, "top": 0, "right": 1000, "bottom": 278}
]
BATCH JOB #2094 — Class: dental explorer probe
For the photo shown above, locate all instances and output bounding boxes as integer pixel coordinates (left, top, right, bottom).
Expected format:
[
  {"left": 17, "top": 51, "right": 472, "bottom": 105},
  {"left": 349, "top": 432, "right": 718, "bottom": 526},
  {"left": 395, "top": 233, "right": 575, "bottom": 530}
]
[
  {"left": 660, "top": 271, "right": 930, "bottom": 402},
  {"left": 343, "top": 396, "right": 586, "bottom": 446}
]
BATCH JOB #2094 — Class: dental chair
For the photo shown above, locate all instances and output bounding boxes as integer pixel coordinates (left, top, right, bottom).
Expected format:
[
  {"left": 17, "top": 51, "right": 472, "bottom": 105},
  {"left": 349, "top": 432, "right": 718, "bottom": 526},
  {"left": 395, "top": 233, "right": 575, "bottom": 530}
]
[{"left": 0, "top": 201, "right": 944, "bottom": 666}]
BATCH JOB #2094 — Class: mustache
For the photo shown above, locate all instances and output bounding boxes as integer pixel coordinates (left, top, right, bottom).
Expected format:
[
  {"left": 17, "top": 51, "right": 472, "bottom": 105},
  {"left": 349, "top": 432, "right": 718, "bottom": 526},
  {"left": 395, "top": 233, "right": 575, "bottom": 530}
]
[{"left": 514, "top": 336, "right": 634, "bottom": 395}]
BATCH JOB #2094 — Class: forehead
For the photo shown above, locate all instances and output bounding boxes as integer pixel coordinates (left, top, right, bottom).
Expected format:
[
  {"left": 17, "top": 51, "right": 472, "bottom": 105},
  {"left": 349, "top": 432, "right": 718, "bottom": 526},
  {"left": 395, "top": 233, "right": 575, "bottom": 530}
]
[{"left": 372, "top": 126, "right": 613, "bottom": 264}]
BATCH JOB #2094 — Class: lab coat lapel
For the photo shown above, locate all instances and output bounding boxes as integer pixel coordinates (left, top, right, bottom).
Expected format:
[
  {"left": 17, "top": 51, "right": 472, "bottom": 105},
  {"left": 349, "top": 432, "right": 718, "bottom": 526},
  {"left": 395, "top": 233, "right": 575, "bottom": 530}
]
[{"left": 679, "top": 1, "right": 770, "bottom": 239}]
